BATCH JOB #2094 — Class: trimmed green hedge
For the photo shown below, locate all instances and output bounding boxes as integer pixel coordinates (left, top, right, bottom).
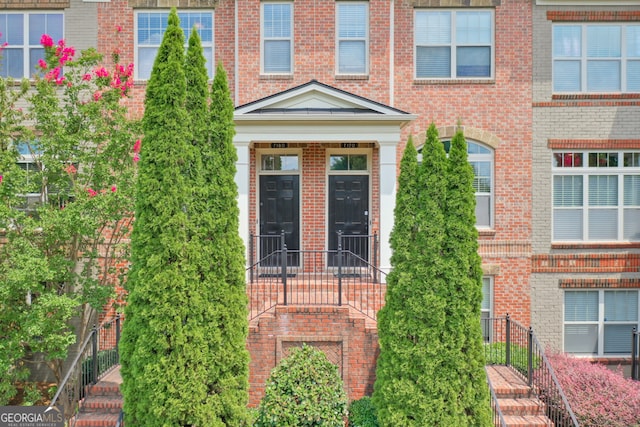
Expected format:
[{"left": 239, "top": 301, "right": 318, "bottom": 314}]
[{"left": 348, "top": 397, "right": 378, "bottom": 427}]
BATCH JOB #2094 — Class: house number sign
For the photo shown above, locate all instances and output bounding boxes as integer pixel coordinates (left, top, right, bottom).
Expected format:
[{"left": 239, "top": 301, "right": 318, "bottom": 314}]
[
  {"left": 341, "top": 143, "right": 358, "bottom": 148},
  {"left": 271, "top": 143, "right": 288, "bottom": 148}
]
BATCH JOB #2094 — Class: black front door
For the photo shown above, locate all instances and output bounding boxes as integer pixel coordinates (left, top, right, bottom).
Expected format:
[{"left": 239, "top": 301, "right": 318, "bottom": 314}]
[
  {"left": 259, "top": 175, "right": 300, "bottom": 266},
  {"left": 328, "top": 175, "right": 369, "bottom": 266}
]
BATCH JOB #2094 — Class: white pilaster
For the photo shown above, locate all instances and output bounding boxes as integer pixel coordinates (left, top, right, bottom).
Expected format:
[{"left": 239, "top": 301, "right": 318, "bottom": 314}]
[
  {"left": 234, "top": 140, "right": 251, "bottom": 266},
  {"left": 378, "top": 140, "right": 397, "bottom": 279}
]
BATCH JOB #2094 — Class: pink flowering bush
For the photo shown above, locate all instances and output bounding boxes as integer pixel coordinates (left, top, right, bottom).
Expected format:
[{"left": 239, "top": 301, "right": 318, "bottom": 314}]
[{"left": 547, "top": 351, "right": 640, "bottom": 427}]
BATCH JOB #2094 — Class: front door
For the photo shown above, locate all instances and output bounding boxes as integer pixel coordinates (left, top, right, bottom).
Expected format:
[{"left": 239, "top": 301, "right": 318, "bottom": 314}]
[
  {"left": 328, "top": 175, "right": 369, "bottom": 266},
  {"left": 259, "top": 175, "right": 300, "bottom": 266}
]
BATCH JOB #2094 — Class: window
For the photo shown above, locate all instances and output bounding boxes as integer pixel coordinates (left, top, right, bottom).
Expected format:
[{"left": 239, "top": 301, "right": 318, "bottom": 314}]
[
  {"left": 262, "top": 2, "right": 293, "bottom": 74},
  {"left": 553, "top": 24, "right": 640, "bottom": 93},
  {"left": 481, "top": 277, "right": 493, "bottom": 342},
  {"left": 136, "top": 11, "right": 214, "bottom": 80},
  {"left": 261, "top": 154, "right": 299, "bottom": 171},
  {"left": 552, "top": 151, "right": 640, "bottom": 241},
  {"left": 329, "top": 154, "right": 367, "bottom": 171},
  {"left": 0, "top": 12, "right": 63, "bottom": 78},
  {"left": 565, "top": 290, "right": 639, "bottom": 355},
  {"left": 336, "top": 2, "right": 368, "bottom": 74},
  {"left": 414, "top": 10, "right": 493, "bottom": 79}
]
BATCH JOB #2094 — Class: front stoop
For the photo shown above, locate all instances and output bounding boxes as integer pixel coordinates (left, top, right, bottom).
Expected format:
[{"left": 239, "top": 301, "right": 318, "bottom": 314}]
[
  {"left": 72, "top": 368, "right": 123, "bottom": 427},
  {"left": 486, "top": 366, "right": 554, "bottom": 427}
]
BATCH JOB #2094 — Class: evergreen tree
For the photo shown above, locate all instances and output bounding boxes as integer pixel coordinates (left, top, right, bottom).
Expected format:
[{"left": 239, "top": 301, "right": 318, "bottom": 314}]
[
  {"left": 443, "top": 128, "right": 492, "bottom": 426},
  {"left": 120, "top": 9, "right": 200, "bottom": 425},
  {"left": 374, "top": 124, "right": 465, "bottom": 425}
]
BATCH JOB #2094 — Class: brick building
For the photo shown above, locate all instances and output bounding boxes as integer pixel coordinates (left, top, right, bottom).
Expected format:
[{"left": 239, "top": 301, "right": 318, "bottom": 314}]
[{"left": 2, "top": 0, "right": 638, "bottom": 404}]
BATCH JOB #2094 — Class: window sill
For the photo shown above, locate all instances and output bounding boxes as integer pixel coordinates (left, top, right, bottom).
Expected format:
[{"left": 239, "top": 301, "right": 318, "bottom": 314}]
[
  {"left": 259, "top": 74, "right": 294, "bottom": 81},
  {"left": 478, "top": 228, "right": 496, "bottom": 238},
  {"left": 552, "top": 93, "right": 640, "bottom": 100},
  {"left": 335, "top": 74, "right": 369, "bottom": 81},
  {"left": 551, "top": 242, "right": 640, "bottom": 249},
  {"left": 414, "top": 78, "right": 495, "bottom": 85}
]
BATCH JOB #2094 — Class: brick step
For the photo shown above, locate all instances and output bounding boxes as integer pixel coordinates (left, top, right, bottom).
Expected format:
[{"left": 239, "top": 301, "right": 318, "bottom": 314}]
[
  {"left": 72, "top": 412, "right": 120, "bottom": 427},
  {"left": 86, "top": 381, "right": 122, "bottom": 397},
  {"left": 498, "top": 397, "right": 546, "bottom": 416},
  {"left": 79, "top": 395, "right": 123, "bottom": 414},
  {"left": 502, "top": 414, "right": 554, "bottom": 427}
]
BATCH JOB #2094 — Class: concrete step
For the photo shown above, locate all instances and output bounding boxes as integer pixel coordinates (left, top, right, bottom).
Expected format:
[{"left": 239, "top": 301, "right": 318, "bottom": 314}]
[{"left": 502, "top": 414, "right": 554, "bottom": 427}]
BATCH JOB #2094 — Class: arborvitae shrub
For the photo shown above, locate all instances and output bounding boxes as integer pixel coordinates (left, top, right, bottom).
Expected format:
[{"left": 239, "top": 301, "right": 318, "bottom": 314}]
[
  {"left": 255, "top": 344, "right": 347, "bottom": 427},
  {"left": 348, "top": 397, "right": 379, "bottom": 427},
  {"left": 546, "top": 351, "right": 640, "bottom": 427}
]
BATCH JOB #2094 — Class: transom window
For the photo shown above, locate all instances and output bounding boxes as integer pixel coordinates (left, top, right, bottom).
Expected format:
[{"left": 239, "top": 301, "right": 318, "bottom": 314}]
[
  {"left": 0, "top": 12, "right": 63, "bottom": 78},
  {"left": 565, "top": 290, "right": 639, "bottom": 355},
  {"left": 414, "top": 10, "right": 494, "bottom": 79},
  {"left": 261, "top": 154, "right": 299, "bottom": 171},
  {"left": 136, "top": 11, "right": 214, "bottom": 80},
  {"left": 552, "top": 151, "right": 640, "bottom": 241},
  {"left": 262, "top": 2, "right": 293, "bottom": 74},
  {"left": 329, "top": 154, "right": 367, "bottom": 171},
  {"left": 553, "top": 23, "right": 640, "bottom": 93},
  {"left": 336, "top": 2, "right": 368, "bottom": 74}
]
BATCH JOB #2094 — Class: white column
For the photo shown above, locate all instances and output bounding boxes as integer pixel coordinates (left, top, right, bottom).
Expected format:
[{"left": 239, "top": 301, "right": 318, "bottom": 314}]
[
  {"left": 378, "top": 140, "right": 397, "bottom": 279},
  {"left": 234, "top": 140, "right": 250, "bottom": 266}
]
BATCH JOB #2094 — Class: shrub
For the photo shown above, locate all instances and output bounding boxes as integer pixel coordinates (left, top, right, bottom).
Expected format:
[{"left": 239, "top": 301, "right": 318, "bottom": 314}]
[
  {"left": 255, "top": 344, "right": 347, "bottom": 427},
  {"left": 546, "top": 351, "right": 640, "bottom": 427},
  {"left": 348, "top": 397, "right": 378, "bottom": 427}
]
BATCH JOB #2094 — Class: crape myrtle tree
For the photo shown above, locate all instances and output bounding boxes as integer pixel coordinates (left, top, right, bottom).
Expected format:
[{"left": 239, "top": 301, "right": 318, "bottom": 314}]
[
  {"left": 120, "top": 9, "right": 249, "bottom": 426},
  {"left": 373, "top": 124, "right": 491, "bottom": 425},
  {"left": 0, "top": 33, "right": 137, "bottom": 403}
]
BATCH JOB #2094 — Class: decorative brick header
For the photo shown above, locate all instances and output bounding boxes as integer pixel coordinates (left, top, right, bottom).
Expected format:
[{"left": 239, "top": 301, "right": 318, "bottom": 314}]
[
  {"left": 559, "top": 278, "right": 640, "bottom": 289},
  {"left": 547, "top": 11, "right": 640, "bottom": 22},
  {"left": 551, "top": 93, "right": 640, "bottom": 101},
  {"left": 533, "top": 100, "right": 640, "bottom": 108},
  {"left": 533, "top": 254, "right": 640, "bottom": 273},
  {"left": 0, "top": 0, "right": 69, "bottom": 9},
  {"left": 411, "top": 0, "right": 500, "bottom": 7},
  {"left": 128, "top": 0, "right": 216, "bottom": 8},
  {"left": 547, "top": 139, "right": 640, "bottom": 150}
]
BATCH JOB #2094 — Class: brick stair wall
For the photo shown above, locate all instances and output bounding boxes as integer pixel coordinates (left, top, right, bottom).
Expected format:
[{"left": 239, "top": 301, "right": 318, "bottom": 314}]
[
  {"left": 487, "top": 366, "right": 554, "bottom": 427},
  {"left": 72, "top": 370, "right": 123, "bottom": 427}
]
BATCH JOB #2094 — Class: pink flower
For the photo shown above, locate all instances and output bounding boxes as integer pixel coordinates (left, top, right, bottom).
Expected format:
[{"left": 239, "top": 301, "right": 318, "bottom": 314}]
[
  {"left": 133, "top": 139, "right": 141, "bottom": 154},
  {"left": 87, "top": 188, "right": 97, "bottom": 197},
  {"left": 111, "top": 185, "right": 117, "bottom": 193},
  {"left": 0, "top": 175, "right": 3, "bottom": 184},
  {"left": 93, "top": 91, "right": 102, "bottom": 101},
  {"left": 115, "top": 25, "right": 122, "bottom": 33},
  {"left": 38, "top": 59, "right": 47, "bottom": 69},
  {"left": 94, "top": 67, "right": 109, "bottom": 78},
  {"left": 40, "top": 34, "right": 54, "bottom": 48},
  {"left": 82, "top": 73, "right": 92, "bottom": 81},
  {"left": 133, "top": 153, "right": 140, "bottom": 163},
  {"left": 65, "top": 164, "right": 77, "bottom": 174}
]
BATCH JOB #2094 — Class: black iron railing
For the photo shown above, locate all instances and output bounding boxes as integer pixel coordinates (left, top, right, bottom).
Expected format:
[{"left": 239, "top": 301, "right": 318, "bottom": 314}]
[
  {"left": 633, "top": 327, "right": 640, "bottom": 381},
  {"left": 247, "top": 232, "right": 385, "bottom": 321},
  {"left": 47, "top": 314, "right": 122, "bottom": 423},
  {"left": 483, "top": 315, "right": 579, "bottom": 427},
  {"left": 485, "top": 367, "right": 507, "bottom": 427}
]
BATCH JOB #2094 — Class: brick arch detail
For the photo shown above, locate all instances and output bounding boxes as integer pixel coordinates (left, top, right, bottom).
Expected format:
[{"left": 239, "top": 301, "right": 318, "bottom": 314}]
[{"left": 409, "top": 126, "right": 501, "bottom": 151}]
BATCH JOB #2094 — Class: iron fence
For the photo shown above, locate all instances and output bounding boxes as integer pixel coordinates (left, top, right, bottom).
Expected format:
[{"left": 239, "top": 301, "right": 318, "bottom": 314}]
[
  {"left": 483, "top": 315, "right": 579, "bottom": 427},
  {"left": 47, "top": 314, "right": 122, "bottom": 423},
  {"left": 247, "top": 233, "right": 385, "bottom": 321}
]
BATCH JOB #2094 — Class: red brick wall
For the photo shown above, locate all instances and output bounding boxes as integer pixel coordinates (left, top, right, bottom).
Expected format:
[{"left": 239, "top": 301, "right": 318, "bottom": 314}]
[{"left": 247, "top": 306, "right": 379, "bottom": 406}]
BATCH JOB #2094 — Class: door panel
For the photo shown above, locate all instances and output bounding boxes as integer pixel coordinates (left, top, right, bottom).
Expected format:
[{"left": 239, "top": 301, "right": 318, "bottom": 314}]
[
  {"left": 259, "top": 175, "right": 300, "bottom": 266},
  {"left": 328, "top": 175, "right": 369, "bottom": 266}
]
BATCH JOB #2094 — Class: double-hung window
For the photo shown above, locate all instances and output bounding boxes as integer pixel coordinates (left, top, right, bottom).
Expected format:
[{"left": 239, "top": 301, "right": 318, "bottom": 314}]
[
  {"left": 0, "top": 12, "right": 63, "bottom": 78},
  {"left": 552, "top": 151, "right": 640, "bottom": 241},
  {"left": 553, "top": 23, "right": 640, "bottom": 93},
  {"left": 262, "top": 2, "right": 293, "bottom": 74},
  {"left": 136, "top": 11, "right": 214, "bottom": 80},
  {"left": 565, "top": 290, "right": 639, "bottom": 355},
  {"left": 414, "top": 9, "right": 493, "bottom": 79},
  {"left": 336, "top": 2, "right": 368, "bottom": 74}
]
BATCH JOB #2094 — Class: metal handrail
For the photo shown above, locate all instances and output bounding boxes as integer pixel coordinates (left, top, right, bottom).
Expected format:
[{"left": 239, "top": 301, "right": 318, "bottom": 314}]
[
  {"left": 485, "top": 367, "right": 507, "bottom": 427},
  {"left": 46, "top": 314, "right": 122, "bottom": 423},
  {"left": 483, "top": 315, "right": 579, "bottom": 427},
  {"left": 632, "top": 327, "right": 639, "bottom": 381}
]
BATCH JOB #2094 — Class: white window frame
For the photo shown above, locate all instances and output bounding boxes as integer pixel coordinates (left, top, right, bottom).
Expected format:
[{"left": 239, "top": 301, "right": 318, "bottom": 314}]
[
  {"left": 134, "top": 10, "right": 214, "bottom": 80},
  {"left": 481, "top": 276, "right": 493, "bottom": 342},
  {"left": 261, "top": 2, "right": 294, "bottom": 75},
  {"left": 0, "top": 12, "right": 64, "bottom": 79},
  {"left": 414, "top": 9, "right": 495, "bottom": 80},
  {"left": 552, "top": 150, "right": 640, "bottom": 242},
  {"left": 335, "top": 2, "right": 369, "bottom": 75},
  {"left": 552, "top": 23, "right": 640, "bottom": 93},
  {"left": 564, "top": 289, "right": 640, "bottom": 356}
]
